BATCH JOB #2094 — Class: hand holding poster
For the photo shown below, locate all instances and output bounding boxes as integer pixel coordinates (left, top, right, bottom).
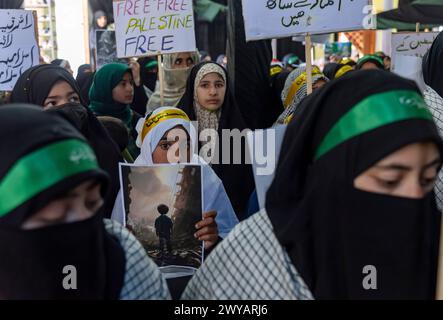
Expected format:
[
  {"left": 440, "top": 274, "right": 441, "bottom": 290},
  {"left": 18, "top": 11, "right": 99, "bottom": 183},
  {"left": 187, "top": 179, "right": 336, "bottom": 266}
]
[
  {"left": 391, "top": 32, "right": 438, "bottom": 72},
  {"left": 113, "top": 0, "right": 196, "bottom": 58},
  {"left": 241, "top": 0, "right": 372, "bottom": 41},
  {"left": 120, "top": 163, "right": 203, "bottom": 279},
  {"left": 0, "top": 10, "right": 39, "bottom": 91}
]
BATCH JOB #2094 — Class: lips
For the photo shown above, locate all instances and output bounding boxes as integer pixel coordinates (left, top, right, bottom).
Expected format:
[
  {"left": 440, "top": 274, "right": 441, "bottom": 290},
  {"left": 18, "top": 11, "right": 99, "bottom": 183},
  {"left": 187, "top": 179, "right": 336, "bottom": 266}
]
[{"left": 207, "top": 100, "right": 220, "bottom": 104}]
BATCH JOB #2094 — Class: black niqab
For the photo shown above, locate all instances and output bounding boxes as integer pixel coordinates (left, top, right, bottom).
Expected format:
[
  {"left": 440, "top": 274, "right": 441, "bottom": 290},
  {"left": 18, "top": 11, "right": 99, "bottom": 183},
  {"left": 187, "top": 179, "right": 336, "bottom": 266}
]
[
  {"left": 0, "top": 104, "right": 125, "bottom": 299},
  {"left": 10, "top": 65, "right": 123, "bottom": 218},
  {"left": 266, "top": 70, "right": 443, "bottom": 299}
]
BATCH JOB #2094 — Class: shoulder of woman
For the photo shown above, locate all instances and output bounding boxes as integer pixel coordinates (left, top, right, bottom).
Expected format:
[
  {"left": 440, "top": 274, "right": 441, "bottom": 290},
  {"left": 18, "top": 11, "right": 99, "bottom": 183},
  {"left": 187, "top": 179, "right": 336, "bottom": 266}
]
[{"left": 103, "top": 219, "right": 171, "bottom": 300}]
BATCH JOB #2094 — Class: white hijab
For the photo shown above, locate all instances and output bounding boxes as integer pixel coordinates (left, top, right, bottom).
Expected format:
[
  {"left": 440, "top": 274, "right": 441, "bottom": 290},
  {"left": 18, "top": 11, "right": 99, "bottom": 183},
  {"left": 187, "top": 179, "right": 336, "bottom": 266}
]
[
  {"left": 113, "top": 107, "right": 239, "bottom": 238},
  {"left": 134, "top": 106, "right": 198, "bottom": 165}
]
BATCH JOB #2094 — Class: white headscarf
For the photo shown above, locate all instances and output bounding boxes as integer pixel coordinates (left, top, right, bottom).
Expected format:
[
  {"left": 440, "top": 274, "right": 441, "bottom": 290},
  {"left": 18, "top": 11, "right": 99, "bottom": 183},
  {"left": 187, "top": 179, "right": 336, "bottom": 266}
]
[
  {"left": 134, "top": 107, "right": 198, "bottom": 165},
  {"left": 113, "top": 106, "right": 239, "bottom": 238}
]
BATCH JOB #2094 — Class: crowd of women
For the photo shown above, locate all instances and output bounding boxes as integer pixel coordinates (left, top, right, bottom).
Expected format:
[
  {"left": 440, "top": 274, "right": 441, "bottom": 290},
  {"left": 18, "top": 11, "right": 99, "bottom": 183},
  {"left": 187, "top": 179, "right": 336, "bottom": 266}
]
[{"left": 1, "top": 28, "right": 443, "bottom": 300}]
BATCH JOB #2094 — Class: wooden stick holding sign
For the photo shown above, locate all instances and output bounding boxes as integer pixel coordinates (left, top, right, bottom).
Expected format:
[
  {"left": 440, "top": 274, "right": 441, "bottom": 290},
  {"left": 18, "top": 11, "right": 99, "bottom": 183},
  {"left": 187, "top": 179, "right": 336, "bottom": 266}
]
[
  {"left": 305, "top": 34, "right": 313, "bottom": 95},
  {"left": 416, "top": 23, "right": 421, "bottom": 33},
  {"left": 157, "top": 53, "right": 165, "bottom": 106}
]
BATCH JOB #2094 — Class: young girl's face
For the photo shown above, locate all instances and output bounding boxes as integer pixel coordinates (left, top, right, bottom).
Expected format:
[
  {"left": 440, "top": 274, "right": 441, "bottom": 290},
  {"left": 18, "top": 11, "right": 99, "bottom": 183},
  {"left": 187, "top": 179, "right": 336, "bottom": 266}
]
[
  {"left": 196, "top": 72, "right": 226, "bottom": 112},
  {"left": 43, "top": 80, "right": 80, "bottom": 109},
  {"left": 21, "top": 180, "right": 103, "bottom": 230},
  {"left": 354, "top": 142, "right": 440, "bottom": 199},
  {"left": 112, "top": 72, "right": 134, "bottom": 105},
  {"left": 152, "top": 125, "right": 191, "bottom": 164}
]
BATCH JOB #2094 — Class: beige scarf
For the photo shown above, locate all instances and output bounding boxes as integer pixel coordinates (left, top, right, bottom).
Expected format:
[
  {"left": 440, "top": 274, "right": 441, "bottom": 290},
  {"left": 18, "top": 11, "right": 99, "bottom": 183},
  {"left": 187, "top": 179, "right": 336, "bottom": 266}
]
[{"left": 193, "top": 63, "right": 226, "bottom": 136}]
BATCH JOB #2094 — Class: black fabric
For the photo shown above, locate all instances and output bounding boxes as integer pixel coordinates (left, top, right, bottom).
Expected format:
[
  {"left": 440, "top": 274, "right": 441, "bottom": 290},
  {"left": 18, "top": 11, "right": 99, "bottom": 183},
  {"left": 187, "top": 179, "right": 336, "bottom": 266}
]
[
  {"left": 323, "top": 63, "right": 340, "bottom": 80},
  {"left": 423, "top": 31, "right": 443, "bottom": 98},
  {"left": 266, "top": 70, "right": 443, "bottom": 299},
  {"left": 138, "top": 57, "right": 158, "bottom": 92},
  {"left": 178, "top": 61, "right": 254, "bottom": 221},
  {"left": 10, "top": 65, "right": 123, "bottom": 218},
  {"left": 0, "top": 0, "right": 23, "bottom": 9},
  {"left": 226, "top": 0, "right": 273, "bottom": 130},
  {"left": 76, "top": 64, "right": 94, "bottom": 105},
  {"left": 0, "top": 104, "right": 125, "bottom": 299},
  {"left": 377, "top": 2, "right": 443, "bottom": 28},
  {"left": 98, "top": 116, "right": 129, "bottom": 152}
]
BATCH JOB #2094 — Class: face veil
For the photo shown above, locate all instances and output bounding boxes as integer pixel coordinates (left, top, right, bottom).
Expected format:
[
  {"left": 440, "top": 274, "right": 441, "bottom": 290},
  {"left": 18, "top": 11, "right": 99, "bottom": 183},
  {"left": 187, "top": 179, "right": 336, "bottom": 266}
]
[{"left": 266, "top": 70, "right": 443, "bottom": 299}]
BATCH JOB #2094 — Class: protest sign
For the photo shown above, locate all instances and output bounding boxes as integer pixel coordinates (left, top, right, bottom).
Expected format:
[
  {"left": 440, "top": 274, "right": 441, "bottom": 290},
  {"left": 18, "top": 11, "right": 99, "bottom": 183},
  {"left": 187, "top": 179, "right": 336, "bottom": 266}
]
[
  {"left": 391, "top": 32, "right": 438, "bottom": 72},
  {"left": 246, "top": 125, "right": 287, "bottom": 210},
  {"left": 113, "top": 0, "right": 196, "bottom": 58},
  {"left": 0, "top": 9, "right": 39, "bottom": 91},
  {"left": 393, "top": 55, "right": 426, "bottom": 93},
  {"left": 119, "top": 163, "right": 203, "bottom": 279},
  {"left": 241, "top": 0, "right": 371, "bottom": 41},
  {"left": 95, "top": 30, "right": 126, "bottom": 69}
]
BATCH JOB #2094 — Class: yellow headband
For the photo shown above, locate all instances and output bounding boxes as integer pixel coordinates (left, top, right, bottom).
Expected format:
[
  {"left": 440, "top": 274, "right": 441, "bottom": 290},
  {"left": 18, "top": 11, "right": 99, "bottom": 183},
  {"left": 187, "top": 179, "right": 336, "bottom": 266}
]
[
  {"left": 284, "top": 67, "right": 323, "bottom": 108},
  {"left": 141, "top": 109, "right": 190, "bottom": 143},
  {"left": 334, "top": 65, "right": 353, "bottom": 79}
]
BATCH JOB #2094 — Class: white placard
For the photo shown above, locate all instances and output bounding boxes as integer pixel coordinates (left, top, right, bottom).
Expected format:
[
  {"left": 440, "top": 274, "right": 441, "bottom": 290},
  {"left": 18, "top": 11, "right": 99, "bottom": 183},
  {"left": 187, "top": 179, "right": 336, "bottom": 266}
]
[
  {"left": 241, "top": 0, "right": 372, "bottom": 41},
  {"left": 0, "top": 10, "right": 39, "bottom": 91},
  {"left": 113, "top": 0, "right": 196, "bottom": 58},
  {"left": 393, "top": 55, "right": 426, "bottom": 93},
  {"left": 391, "top": 32, "right": 438, "bottom": 72},
  {"left": 246, "top": 125, "right": 287, "bottom": 210}
]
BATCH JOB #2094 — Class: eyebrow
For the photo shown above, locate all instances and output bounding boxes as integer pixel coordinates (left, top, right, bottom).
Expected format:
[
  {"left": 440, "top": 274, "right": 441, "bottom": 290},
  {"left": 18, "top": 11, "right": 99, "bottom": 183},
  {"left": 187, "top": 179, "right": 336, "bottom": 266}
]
[
  {"left": 65, "top": 181, "right": 100, "bottom": 197},
  {"left": 375, "top": 158, "right": 441, "bottom": 171},
  {"left": 45, "top": 91, "right": 77, "bottom": 100}
]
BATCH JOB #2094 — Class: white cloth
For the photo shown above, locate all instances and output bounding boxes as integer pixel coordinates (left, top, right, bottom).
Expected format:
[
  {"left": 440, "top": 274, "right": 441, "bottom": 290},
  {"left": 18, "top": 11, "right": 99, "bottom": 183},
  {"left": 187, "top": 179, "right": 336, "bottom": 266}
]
[
  {"left": 424, "top": 85, "right": 443, "bottom": 211},
  {"left": 112, "top": 107, "right": 239, "bottom": 238},
  {"left": 181, "top": 209, "right": 314, "bottom": 300}
]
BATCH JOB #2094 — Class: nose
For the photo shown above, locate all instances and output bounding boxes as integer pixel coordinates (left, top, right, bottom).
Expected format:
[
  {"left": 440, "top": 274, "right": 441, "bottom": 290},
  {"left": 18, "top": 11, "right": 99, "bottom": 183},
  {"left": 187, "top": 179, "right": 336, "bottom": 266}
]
[
  {"left": 405, "top": 183, "right": 425, "bottom": 199},
  {"left": 209, "top": 85, "right": 217, "bottom": 95}
]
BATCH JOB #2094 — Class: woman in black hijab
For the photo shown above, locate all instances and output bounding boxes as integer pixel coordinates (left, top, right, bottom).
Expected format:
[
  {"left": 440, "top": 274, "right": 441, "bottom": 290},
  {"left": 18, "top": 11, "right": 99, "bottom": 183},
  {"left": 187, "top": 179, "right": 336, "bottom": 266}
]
[
  {"left": 183, "top": 70, "right": 443, "bottom": 300},
  {"left": 178, "top": 61, "right": 254, "bottom": 220},
  {"left": 0, "top": 104, "right": 170, "bottom": 299},
  {"left": 0, "top": 104, "right": 123, "bottom": 299},
  {"left": 267, "top": 69, "right": 443, "bottom": 299},
  {"left": 76, "top": 64, "right": 94, "bottom": 105},
  {"left": 10, "top": 64, "right": 122, "bottom": 218}
]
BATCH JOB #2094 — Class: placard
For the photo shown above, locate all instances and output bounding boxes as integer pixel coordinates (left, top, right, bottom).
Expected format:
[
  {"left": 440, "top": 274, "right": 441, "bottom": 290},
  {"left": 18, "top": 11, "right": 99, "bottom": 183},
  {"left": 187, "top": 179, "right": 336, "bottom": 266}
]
[
  {"left": 113, "top": 0, "right": 196, "bottom": 58},
  {"left": 391, "top": 32, "right": 438, "bottom": 72},
  {"left": 0, "top": 10, "right": 39, "bottom": 91},
  {"left": 241, "top": 0, "right": 371, "bottom": 41}
]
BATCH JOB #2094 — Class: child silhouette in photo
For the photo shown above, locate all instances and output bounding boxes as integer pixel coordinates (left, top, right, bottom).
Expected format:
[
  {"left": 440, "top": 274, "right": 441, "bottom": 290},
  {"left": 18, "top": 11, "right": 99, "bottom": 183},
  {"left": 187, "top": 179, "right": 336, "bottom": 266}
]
[{"left": 155, "top": 204, "right": 173, "bottom": 257}]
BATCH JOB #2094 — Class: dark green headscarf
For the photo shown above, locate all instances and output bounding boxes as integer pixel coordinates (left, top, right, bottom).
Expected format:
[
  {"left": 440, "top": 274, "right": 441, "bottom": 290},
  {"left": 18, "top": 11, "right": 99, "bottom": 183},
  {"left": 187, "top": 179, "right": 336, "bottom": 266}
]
[{"left": 89, "top": 63, "right": 133, "bottom": 128}]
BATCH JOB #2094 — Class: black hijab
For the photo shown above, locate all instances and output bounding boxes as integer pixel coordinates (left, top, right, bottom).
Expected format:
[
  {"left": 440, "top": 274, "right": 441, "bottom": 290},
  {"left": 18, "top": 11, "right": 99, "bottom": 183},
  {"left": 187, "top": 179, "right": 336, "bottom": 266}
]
[
  {"left": 76, "top": 64, "right": 94, "bottom": 105},
  {"left": 138, "top": 57, "right": 158, "bottom": 92},
  {"left": 423, "top": 31, "right": 443, "bottom": 98},
  {"left": 10, "top": 64, "right": 123, "bottom": 218},
  {"left": 266, "top": 70, "right": 443, "bottom": 299},
  {"left": 178, "top": 61, "right": 254, "bottom": 220},
  {"left": 323, "top": 63, "right": 340, "bottom": 80},
  {"left": 0, "top": 104, "right": 125, "bottom": 299}
]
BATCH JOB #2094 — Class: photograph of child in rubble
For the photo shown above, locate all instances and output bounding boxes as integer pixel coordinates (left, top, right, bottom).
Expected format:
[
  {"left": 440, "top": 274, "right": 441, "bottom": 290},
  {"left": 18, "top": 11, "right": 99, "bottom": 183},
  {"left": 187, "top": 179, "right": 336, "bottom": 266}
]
[{"left": 120, "top": 164, "right": 203, "bottom": 275}]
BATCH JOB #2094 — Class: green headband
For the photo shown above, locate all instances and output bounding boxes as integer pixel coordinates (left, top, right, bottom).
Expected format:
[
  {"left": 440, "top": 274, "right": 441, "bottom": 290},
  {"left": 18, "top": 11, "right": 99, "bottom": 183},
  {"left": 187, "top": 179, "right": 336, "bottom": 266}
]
[
  {"left": 315, "top": 90, "right": 434, "bottom": 161},
  {"left": 145, "top": 61, "right": 158, "bottom": 70},
  {"left": 0, "top": 139, "right": 100, "bottom": 218},
  {"left": 357, "top": 55, "right": 384, "bottom": 69}
]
